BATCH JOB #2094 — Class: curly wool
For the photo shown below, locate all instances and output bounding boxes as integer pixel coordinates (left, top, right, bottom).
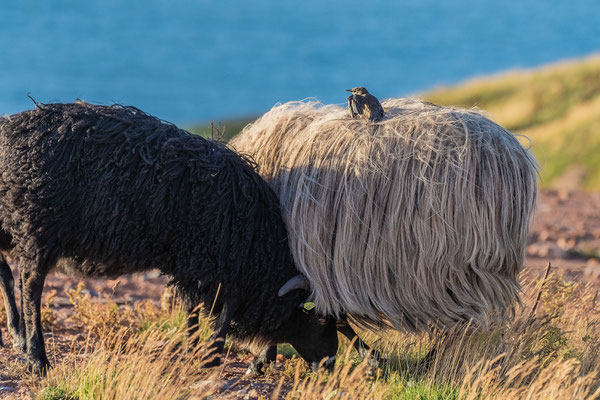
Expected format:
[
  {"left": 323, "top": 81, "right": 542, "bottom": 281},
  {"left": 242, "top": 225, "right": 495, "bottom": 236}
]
[
  {"left": 0, "top": 102, "right": 303, "bottom": 340},
  {"left": 230, "top": 98, "right": 539, "bottom": 331}
]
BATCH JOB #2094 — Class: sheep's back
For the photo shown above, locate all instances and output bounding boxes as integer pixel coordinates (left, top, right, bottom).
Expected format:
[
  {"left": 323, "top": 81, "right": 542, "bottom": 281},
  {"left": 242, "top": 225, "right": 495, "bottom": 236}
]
[{"left": 231, "top": 98, "right": 539, "bottom": 331}]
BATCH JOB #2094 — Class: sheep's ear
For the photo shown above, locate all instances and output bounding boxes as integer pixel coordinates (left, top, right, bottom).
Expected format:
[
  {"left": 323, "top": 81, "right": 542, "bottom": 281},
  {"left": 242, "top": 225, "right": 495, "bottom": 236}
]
[{"left": 278, "top": 275, "right": 309, "bottom": 296}]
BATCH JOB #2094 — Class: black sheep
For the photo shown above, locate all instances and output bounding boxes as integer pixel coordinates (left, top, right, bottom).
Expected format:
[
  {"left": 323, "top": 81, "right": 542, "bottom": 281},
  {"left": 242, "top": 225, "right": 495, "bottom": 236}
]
[{"left": 0, "top": 102, "right": 338, "bottom": 373}]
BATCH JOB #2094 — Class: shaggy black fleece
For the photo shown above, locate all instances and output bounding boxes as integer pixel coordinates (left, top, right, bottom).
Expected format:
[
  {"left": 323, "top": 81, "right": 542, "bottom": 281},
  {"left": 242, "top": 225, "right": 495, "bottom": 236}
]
[{"left": 0, "top": 102, "right": 314, "bottom": 345}]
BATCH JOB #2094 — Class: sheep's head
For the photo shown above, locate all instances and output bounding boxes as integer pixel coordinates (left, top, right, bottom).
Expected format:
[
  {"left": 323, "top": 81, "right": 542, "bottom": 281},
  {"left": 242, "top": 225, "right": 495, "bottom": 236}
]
[{"left": 277, "top": 275, "right": 338, "bottom": 370}]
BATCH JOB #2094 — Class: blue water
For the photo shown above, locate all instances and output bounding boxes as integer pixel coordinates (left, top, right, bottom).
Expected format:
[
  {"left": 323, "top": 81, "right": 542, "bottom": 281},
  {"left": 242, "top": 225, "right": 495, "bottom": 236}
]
[{"left": 1, "top": 0, "right": 599, "bottom": 125}]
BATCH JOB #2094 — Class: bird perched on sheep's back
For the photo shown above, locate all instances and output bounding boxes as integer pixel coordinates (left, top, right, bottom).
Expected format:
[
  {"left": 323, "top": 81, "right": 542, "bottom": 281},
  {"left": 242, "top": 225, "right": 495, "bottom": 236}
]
[{"left": 346, "top": 86, "right": 384, "bottom": 122}]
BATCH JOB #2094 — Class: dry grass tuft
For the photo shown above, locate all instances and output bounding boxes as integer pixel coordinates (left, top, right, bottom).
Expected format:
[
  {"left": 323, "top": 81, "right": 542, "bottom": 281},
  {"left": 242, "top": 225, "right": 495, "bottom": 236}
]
[
  {"left": 41, "top": 290, "right": 58, "bottom": 331},
  {"left": 283, "top": 350, "right": 383, "bottom": 400},
  {"left": 67, "top": 283, "right": 138, "bottom": 344},
  {"left": 380, "top": 273, "right": 600, "bottom": 398},
  {"left": 38, "top": 287, "right": 219, "bottom": 400},
  {"left": 38, "top": 327, "right": 219, "bottom": 400}
]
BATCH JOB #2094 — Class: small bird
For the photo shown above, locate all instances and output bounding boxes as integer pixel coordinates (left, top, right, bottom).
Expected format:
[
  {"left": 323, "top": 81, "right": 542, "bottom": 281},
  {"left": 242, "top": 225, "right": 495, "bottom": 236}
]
[{"left": 346, "top": 87, "right": 384, "bottom": 122}]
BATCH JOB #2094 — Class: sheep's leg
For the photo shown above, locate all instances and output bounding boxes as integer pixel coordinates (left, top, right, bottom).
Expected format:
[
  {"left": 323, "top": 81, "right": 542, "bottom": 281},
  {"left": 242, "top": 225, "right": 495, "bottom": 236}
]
[
  {"left": 420, "top": 346, "right": 436, "bottom": 369},
  {"left": 186, "top": 302, "right": 201, "bottom": 348},
  {"left": 18, "top": 273, "right": 27, "bottom": 352},
  {"left": 0, "top": 258, "right": 23, "bottom": 350},
  {"left": 0, "top": 260, "right": 8, "bottom": 347},
  {"left": 20, "top": 263, "right": 50, "bottom": 374},
  {"left": 246, "top": 345, "right": 277, "bottom": 375},
  {"left": 203, "top": 299, "right": 236, "bottom": 368},
  {"left": 336, "top": 315, "right": 383, "bottom": 367}
]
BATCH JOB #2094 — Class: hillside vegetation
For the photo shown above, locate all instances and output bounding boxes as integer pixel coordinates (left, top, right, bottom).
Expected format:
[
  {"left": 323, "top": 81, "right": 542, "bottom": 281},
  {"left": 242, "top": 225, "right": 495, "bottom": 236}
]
[
  {"left": 191, "top": 55, "right": 600, "bottom": 190},
  {"left": 425, "top": 55, "right": 600, "bottom": 190}
]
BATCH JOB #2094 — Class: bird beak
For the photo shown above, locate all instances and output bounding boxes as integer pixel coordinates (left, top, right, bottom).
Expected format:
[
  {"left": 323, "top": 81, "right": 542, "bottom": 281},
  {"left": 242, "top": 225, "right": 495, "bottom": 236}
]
[{"left": 346, "top": 89, "right": 352, "bottom": 92}]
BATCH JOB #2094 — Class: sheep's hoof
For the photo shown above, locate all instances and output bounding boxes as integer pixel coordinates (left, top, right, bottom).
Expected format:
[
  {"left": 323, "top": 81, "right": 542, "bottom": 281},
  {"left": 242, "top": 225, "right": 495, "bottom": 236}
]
[
  {"left": 28, "top": 359, "right": 51, "bottom": 376},
  {"left": 13, "top": 339, "right": 27, "bottom": 353},
  {"left": 367, "top": 350, "right": 386, "bottom": 369},
  {"left": 245, "top": 362, "right": 265, "bottom": 376}
]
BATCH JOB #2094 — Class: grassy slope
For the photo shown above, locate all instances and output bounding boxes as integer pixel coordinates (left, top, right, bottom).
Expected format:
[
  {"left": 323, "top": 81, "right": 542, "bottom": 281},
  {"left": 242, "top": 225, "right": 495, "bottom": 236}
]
[
  {"left": 189, "top": 55, "right": 600, "bottom": 189},
  {"left": 423, "top": 55, "right": 600, "bottom": 189}
]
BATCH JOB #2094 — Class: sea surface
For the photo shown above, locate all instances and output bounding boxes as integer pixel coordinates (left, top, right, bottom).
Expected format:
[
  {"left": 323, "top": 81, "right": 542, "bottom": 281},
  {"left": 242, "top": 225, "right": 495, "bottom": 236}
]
[{"left": 1, "top": 0, "right": 599, "bottom": 124}]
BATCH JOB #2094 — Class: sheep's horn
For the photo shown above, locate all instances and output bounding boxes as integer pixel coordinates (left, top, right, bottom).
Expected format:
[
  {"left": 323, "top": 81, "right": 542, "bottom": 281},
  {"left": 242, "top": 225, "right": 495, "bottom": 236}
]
[{"left": 278, "top": 275, "right": 309, "bottom": 296}]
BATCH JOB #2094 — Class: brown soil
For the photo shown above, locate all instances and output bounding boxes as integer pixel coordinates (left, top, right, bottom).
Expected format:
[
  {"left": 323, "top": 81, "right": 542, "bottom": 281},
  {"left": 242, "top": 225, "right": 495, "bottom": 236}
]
[
  {"left": 0, "top": 189, "right": 599, "bottom": 399},
  {"left": 525, "top": 189, "right": 600, "bottom": 284}
]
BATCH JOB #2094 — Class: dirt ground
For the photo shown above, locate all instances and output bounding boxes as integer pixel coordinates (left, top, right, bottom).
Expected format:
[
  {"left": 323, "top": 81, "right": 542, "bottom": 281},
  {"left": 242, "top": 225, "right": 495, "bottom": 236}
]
[
  {"left": 525, "top": 189, "right": 600, "bottom": 283},
  {"left": 0, "top": 189, "right": 599, "bottom": 399}
]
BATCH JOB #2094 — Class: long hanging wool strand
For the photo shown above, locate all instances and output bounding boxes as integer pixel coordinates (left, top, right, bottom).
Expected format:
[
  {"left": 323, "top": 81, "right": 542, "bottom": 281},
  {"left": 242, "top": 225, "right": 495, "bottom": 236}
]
[{"left": 230, "top": 98, "right": 538, "bottom": 331}]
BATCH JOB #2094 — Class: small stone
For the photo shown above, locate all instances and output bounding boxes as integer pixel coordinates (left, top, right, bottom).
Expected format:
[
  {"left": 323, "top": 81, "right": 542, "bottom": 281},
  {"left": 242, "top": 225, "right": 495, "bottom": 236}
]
[
  {"left": 144, "top": 270, "right": 162, "bottom": 279},
  {"left": 528, "top": 243, "right": 568, "bottom": 258},
  {"left": 220, "top": 378, "right": 239, "bottom": 390},
  {"left": 547, "top": 245, "right": 569, "bottom": 259},
  {"left": 557, "top": 190, "right": 571, "bottom": 202},
  {"left": 81, "top": 288, "right": 99, "bottom": 297},
  {"left": 527, "top": 244, "right": 546, "bottom": 257},
  {"left": 583, "top": 261, "right": 600, "bottom": 280},
  {"left": 190, "top": 379, "right": 221, "bottom": 391},
  {"left": 586, "top": 258, "right": 600, "bottom": 268},
  {"left": 557, "top": 237, "right": 574, "bottom": 250}
]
